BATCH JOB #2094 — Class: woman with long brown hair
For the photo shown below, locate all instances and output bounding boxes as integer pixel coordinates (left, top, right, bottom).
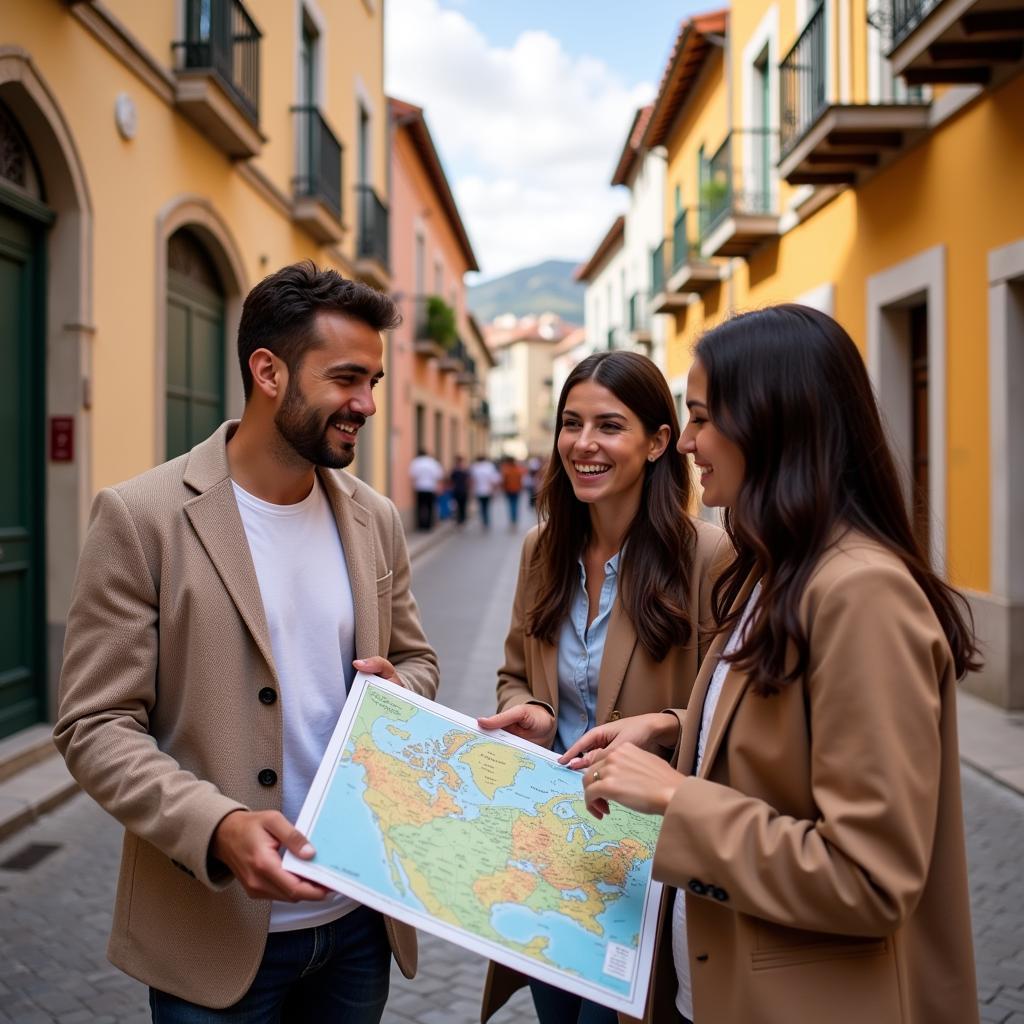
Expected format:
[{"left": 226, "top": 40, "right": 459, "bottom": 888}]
[
  {"left": 562, "top": 305, "right": 981, "bottom": 1024},
  {"left": 478, "top": 350, "right": 730, "bottom": 1024}
]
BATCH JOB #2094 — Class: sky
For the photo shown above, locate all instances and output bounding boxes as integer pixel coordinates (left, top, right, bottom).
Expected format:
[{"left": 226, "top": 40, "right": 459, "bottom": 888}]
[{"left": 385, "top": 0, "right": 715, "bottom": 281}]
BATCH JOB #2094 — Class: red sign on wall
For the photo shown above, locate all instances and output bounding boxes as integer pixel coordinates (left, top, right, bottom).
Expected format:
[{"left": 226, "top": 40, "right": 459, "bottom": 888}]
[{"left": 50, "top": 416, "right": 74, "bottom": 462}]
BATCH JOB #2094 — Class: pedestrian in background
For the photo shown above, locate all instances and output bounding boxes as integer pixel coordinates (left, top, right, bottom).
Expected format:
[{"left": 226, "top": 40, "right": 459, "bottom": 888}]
[
  {"left": 470, "top": 455, "right": 502, "bottom": 530},
  {"left": 53, "top": 262, "right": 439, "bottom": 1023},
  {"left": 524, "top": 454, "right": 543, "bottom": 509},
  {"left": 500, "top": 455, "right": 525, "bottom": 529},
  {"left": 563, "top": 305, "right": 981, "bottom": 1024},
  {"left": 409, "top": 447, "right": 445, "bottom": 531},
  {"left": 478, "top": 350, "right": 730, "bottom": 1024},
  {"left": 449, "top": 455, "right": 470, "bottom": 526}
]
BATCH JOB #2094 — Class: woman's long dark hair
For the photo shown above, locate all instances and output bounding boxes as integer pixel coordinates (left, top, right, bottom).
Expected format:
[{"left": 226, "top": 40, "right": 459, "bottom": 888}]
[
  {"left": 528, "top": 351, "right": 697, "bottom": 662},
  {"left": 696, "top": 304, "right": 981, "bottom": 693}
]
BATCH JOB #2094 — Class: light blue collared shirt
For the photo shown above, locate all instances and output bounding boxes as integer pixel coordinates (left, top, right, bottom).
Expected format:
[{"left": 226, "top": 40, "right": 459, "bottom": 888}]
[{"left": 553, "top": 551, "right": 620, "bottom": 755}]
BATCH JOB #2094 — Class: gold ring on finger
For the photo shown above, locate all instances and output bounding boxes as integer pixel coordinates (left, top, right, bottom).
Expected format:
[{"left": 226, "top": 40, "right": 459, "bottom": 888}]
[{"left": 592, "top": 769, "right": 600, "bottom": 782}]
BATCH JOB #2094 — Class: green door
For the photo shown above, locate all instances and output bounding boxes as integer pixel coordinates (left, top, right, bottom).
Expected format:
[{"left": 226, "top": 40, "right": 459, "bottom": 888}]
[
  {"left": 166, "top": 265, "right": 226, "bottom": 461},
  {"left": 0, "top": 206, "right": 45, "bottom": 738}
]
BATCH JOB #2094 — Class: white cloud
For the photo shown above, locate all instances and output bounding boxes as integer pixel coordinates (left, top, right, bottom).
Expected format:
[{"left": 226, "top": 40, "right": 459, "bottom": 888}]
[{"left": 385, "top": 0, "right": 652, "bottom": 278}]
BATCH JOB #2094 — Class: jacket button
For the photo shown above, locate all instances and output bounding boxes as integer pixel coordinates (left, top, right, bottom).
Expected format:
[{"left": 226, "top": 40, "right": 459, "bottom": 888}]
[
  {"left": 695, "top": 954, "right": 709, "bottom": 962},
  {"left": 688, "top": 879, "right": 707, "bottom": 896},
  {"left": 258, "top": 687, "right": 277, "bottom": 705},
  {"left": 609, "top": 710, "right": 621, "bottom": 721},
  {"left": 258, "top": 768, "right": 278, "bottom": 787},
  {"left": 712, "top": 886, "right": 729, "bottom": 902}
]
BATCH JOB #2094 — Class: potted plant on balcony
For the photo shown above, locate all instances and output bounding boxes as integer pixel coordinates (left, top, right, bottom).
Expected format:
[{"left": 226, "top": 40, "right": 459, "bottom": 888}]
[{"left": 425, "top": 296, "right": 457, "bottom": 352}]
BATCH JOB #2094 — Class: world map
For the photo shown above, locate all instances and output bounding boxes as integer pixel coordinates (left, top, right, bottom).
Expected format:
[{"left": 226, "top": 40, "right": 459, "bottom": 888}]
[{"left": 297, "top": 678, "right": 663, "bottom": 1014}]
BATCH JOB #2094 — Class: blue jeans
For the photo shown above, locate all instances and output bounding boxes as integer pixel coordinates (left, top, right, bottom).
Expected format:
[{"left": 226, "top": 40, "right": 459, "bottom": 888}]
[
  {"left": 528, "top": 978, "right": 618, "bottom": 1024},
  {"left": 149, "top": 905, "right": 391, "bottom": 1023}
]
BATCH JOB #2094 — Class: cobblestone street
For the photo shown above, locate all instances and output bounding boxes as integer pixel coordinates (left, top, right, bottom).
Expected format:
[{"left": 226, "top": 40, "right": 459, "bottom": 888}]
[{"left": 1, "top": 508, "right": 1022, "bottom": 1023}]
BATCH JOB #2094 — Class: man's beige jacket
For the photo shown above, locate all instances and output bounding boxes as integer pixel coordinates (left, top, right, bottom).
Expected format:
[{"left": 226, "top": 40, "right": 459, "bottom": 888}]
[{"left": 54, "top": 422, "right": 438, "bottom": 1008}]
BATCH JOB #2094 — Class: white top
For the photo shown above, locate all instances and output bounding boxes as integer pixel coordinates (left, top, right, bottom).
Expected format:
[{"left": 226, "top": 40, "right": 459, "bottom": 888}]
[
  {"left": 469, "top": 459, "right": 502, "bottom": 497},
  {"left": 409, "top": 454, "right": 445, "bottom": 492},
  {"left": 233, "top": 478, "right": 358, "bottom": 932},
  {"left": 673, "top": 582, "right": 761, "bottom": 1021}
]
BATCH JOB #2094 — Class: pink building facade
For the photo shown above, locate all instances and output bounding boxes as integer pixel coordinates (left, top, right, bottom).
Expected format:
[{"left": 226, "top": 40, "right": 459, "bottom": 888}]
[{"left": 387, "top": 98, "right": 493, "bottom": 525}]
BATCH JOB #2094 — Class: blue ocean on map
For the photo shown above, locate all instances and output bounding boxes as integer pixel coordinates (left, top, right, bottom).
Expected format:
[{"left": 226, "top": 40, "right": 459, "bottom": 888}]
[{"left": 306, "top": 687, "right": 658, "bottom": 997}]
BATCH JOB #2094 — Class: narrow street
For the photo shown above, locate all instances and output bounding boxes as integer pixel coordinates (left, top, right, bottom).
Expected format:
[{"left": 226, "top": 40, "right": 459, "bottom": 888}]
[{"left": 0, "top": 503, "right": 1022, "bottom": 1023}]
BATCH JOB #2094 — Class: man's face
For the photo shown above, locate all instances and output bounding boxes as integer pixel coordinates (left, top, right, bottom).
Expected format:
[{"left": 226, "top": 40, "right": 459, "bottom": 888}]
[{"left": 274, "top": 311, "right": 384, "bottom": 469}]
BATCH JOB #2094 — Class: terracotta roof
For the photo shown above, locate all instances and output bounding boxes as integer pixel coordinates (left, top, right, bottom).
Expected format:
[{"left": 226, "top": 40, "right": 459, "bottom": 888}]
[
  {"left": 483, "top": 314, "right": 578, "bottom": 352},
  {"left": 610, "top": 104, "right": 654, "bottom": 187},
  {"left": 552, "top": 326, "right": 587, "bottom": 357},
  {"left": 389, "top": 97, "right": 479, "bottom": 272},
  {"left": 643, "top": 9, "right": 728, "bottom": 149},
  {"left": 573, "top": 215, "right": 625, "bottom": 283}
]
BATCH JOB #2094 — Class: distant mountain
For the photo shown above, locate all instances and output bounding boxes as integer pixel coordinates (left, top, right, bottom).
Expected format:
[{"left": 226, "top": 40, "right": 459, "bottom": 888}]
[{"left": 467, "top": 260, "right": 584, "bottom": 324}]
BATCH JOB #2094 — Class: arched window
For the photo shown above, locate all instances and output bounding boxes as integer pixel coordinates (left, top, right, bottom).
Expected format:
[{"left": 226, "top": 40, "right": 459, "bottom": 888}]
[{"left": 165, "top": 227, "right": 226, "bottom": 459}]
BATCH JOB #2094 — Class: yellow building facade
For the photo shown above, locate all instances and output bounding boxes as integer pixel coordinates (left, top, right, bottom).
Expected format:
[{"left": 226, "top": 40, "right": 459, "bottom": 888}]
[
  {"left": 0, "top": 0, "right": 393, "bottom": 737},
  {"left": 649, "top": 1, "right": 1024, "bottom": 707}
]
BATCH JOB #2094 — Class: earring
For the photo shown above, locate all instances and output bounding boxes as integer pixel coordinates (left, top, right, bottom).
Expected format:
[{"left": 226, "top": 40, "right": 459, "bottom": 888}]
[{"left": 648, "top": 455, "right": 656, "bottom": 462}]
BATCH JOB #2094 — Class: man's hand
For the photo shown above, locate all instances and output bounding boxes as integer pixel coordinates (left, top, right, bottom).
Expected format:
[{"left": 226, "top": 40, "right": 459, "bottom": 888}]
[
  {"left": 478, "top": 704, "right": 557, "bottom": 746},
  {"left": 210, "top": 810, "right": 331, "bottom": 902},
  {"left": 353, "top": 657, "right": 408, "bottom": 688}
]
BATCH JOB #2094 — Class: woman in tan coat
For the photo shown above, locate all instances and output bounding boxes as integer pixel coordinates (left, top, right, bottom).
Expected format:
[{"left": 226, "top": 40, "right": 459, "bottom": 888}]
[
  {"left": 562, "top": 305, "right": 981, "bottom": 1024},
  {"left": 477, "top": 350, "right": 730, "bottom": 1024}
]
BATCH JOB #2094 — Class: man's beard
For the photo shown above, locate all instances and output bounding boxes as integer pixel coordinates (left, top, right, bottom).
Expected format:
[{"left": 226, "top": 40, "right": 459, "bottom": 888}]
[{"left": 274, "top": 377, "right": 364, "bottom": 469}]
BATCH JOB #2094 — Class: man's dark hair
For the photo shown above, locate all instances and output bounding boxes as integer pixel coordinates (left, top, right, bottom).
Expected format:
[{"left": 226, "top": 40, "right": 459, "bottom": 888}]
[{"left": 237, "top": 261, "right": 401, "bottom": 399}]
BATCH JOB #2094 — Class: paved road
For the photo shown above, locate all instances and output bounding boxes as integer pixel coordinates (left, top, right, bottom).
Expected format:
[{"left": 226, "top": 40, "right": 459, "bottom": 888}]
[{"left": 1, "top": 503, "right": 1023, "bottom": 1023}]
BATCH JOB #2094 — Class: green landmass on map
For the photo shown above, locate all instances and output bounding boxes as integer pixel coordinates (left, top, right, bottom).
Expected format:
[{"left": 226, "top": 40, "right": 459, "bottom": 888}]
[{"left": 341, "top": 686, "right": 660, "bottom": 973}]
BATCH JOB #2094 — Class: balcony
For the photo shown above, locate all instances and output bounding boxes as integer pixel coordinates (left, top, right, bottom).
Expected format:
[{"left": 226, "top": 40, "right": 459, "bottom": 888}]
[
  {"left": 291, "top": 106, "right": 343, "bottom": 244},
  {"left": 778, "top": 2, "right": 930, "bottom": 187},
  {"left": 411, "top": 296, "right": 451, "bottom": 360},
  {"left": 626, "top": 291, "right": 651, "bottom": 345},
  {"left": 355, "top": 184, "right": 390, "bottom": 287},
  {"left": 472, "top": 399, "right": 491, "bottom": 425},
  {"left": 888, "top": 0, "right": 1024, "bottom": 87},
  {"left": 456, "top": 346, "right": 478, "bottom": 387},
  {"left": 699, "top": 130, "right": 781, "bottom": 259},
  {"left": 173, "top": 0, "right": 263, "bottom": 158}
]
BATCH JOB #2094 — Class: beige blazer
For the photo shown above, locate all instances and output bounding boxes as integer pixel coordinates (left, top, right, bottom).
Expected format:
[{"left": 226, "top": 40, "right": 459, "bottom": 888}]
[
  {"left": 54, "top": 422, "right": 438, "bottom": 1009},
  {"left": 648, "top": 531, "right": 978, "bottom": 1024},
  {"left": 481, "top": 516, "right": 731, "bottom": 1022}
]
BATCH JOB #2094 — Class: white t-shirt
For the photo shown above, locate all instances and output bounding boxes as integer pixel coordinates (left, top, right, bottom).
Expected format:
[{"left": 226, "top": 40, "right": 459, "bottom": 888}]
[
  {"left": 673, "top": 582, "right": 762, "bottom": 1021},
  {"left": 469, "top": 460, "right": 501, "bottom": 497},
  {"left": 233, "top": 478, "right": 358, "bottom": 932},
  {"left": 409, "top": 454, "right": 445, "bottom": 492}
]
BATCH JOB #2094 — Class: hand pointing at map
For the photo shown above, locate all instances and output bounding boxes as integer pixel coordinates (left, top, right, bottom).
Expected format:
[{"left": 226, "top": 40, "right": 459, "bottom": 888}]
[{"left": 477, "top": 703, "right": 557, "bottom": 745}]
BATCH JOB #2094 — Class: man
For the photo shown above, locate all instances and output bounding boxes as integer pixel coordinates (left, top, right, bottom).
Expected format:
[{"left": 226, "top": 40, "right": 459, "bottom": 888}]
[
  {"left": 54, "top": 263, "right": 439, "bottom": 1022},
  {"left": 499, "top": 455, "right": 525, "bottom": 529},
  {"left": 448, "top": 455, "right": 470, "bottom": 526},
  {"left": 469, "top": 455, "right": 502, "bottom": 530},
  {"left": 408, "top": 447, "right": 444, "bottom": 531}
]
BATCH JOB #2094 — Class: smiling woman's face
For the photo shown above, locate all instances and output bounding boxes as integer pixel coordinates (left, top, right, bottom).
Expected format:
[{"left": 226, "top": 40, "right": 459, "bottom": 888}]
[
  {"left": 556, "top": 379, "right": 666, "bottom": 510},
  {"left": 677, "top": 358, "right": 746, "bottom": 508}
]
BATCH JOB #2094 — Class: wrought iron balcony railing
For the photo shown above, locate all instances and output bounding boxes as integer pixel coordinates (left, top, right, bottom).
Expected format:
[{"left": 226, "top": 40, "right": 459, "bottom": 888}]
[
  {"left": 356, "top": 184, "right": 389, "bottom": 269},
  {"left": 292, "top": 106, "right": 342, "bottom": 219},
  {"left": 176, "top": 0, "right": 261, "bottom": 124},
  {"left": 671, "top": 208, "right": 701, "bottom": 271},
  {"left": 780, "top": 1, "right": 827, "bottom": 157},
  {"left": 651, "top": 240, "right": 666, "bottom": 295},
  {"left": 890, "top": 0, "right": 942, "bottom": 49},
  {"left": 627, "top": 291, "right": 650, "bottom": 335},
  {"left": 699, "top": 129, "right": 778, "bottom": 238}
]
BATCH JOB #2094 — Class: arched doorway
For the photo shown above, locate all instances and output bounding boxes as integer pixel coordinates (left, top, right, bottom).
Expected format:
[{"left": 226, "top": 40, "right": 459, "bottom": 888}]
[
  {"left": 0, "top": 98, "right": 50, "bottom": 737},
  {"left": 165, "top": 227, "right": 227, "bottom": 459}
]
